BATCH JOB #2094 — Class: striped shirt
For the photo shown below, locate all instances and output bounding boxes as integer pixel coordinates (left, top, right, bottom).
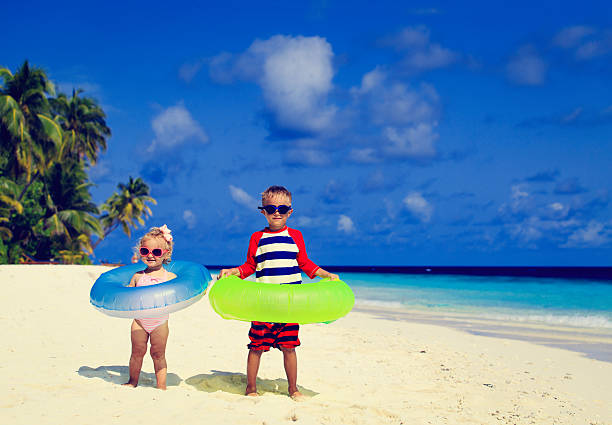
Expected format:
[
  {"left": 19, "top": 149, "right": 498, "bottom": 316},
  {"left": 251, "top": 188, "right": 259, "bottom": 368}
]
[{"left": 238, "top": 226, "right": 319, "bottom": 284}]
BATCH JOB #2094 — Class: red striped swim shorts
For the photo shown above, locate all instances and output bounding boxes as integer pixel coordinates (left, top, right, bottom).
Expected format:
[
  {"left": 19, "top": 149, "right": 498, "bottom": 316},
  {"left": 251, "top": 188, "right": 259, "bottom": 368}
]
[{"left": 247, "top": 321, "right": 300, "bottom": 351}]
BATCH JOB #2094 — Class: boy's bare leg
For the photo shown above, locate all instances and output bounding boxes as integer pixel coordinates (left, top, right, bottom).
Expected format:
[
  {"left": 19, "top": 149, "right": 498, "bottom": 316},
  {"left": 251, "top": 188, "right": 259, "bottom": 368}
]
[
  {"left": 149, "top": 322, "right": 169, "bottom": 390},
  {"left": 281, "top": 347, "right": 307, "bottom": 400},
  {"left": 124, "top": 320, "right": 149, "bottom": 387},
  {"left": 245, "top": 349, "right": 263, "bottom": 395}
]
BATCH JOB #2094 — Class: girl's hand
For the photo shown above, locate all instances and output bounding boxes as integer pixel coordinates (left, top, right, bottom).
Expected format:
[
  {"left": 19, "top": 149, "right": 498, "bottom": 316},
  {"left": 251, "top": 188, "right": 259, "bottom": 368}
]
[{"left": 327, "top": 273, "right": 339, "bottom": 281}]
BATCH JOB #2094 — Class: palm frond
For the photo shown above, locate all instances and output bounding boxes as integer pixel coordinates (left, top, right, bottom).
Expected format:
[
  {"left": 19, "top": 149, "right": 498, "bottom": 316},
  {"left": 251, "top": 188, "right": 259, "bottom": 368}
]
[{"left": 37, "top": 113, "right": 63, "bottom": 146}]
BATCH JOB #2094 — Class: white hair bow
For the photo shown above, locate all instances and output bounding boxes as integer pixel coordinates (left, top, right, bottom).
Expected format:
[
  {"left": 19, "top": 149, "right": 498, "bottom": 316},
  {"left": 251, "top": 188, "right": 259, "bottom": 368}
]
[{"left": 159, "top": 224, "right": 173, "bottom": 242}]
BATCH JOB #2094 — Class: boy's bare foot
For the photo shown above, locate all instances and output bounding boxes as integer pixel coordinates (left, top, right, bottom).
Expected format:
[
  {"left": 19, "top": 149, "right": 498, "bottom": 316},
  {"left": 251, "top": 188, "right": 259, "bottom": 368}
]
[
  {"left": 122, "top": 382, "right": 137, "bottom": 388},
  {"left": 245, "top": 386, "right": 259, "bottom": 396},
  {"left": 290, "top": 390, "right": 308, "bottom": 401}
]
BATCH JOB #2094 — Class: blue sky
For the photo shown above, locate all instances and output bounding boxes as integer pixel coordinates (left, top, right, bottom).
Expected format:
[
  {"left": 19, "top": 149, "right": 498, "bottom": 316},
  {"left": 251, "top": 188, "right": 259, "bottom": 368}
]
[{"left": 4, "top": 1, "right": 612, "bottom": 266}]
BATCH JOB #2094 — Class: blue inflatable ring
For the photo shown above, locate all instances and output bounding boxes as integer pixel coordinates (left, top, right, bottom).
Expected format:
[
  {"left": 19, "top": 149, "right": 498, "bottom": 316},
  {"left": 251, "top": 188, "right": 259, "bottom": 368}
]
[{"left": 90, "top": 260, "right": 212, "bottom": 318}]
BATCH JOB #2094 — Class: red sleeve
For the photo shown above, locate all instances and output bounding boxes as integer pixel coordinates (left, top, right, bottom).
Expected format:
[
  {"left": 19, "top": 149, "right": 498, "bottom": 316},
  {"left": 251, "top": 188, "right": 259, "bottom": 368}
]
[
  {"left": 237, "top": 231, "right": 262, "bottom": 279},
  {"left": 287, "top": 228, "right": 319, "bottom": 279}
]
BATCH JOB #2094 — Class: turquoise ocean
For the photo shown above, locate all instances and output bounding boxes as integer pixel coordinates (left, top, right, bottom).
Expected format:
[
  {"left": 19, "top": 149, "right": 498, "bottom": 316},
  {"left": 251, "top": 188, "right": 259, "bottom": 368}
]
[{"left": 208, "top": 267, "right": 612, "bottom": 362}]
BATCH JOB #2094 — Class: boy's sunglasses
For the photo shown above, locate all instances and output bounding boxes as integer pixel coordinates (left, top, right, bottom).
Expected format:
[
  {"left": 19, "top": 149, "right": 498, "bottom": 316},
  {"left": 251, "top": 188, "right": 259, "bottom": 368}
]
[
  {"left": 258, "top": 205, "right": 292, "bottom": 214},
  {"left": 139, "top": 247, "right": 168, "bottom": 257}
]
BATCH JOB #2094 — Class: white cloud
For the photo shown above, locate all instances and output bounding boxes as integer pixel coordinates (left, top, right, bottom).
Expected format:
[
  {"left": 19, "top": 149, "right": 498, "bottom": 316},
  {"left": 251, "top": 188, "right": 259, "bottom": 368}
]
[
  {"left": 384, "top": 26, "right": 459, "bottom": 73},
  {"left": 507, "top": 216, "right": 580, "bottom": 247},
  {"left": 321, "top": 179, "right": 347, "bottom": 203},
  {"left": 208, "top": 52, "right": 235, "bottom": 83},
  {"left": 495, "top": 183, "right": 611, "bottom": 249},
  {"left": 210, "top": 35, "right": 337, "bottom": 135},
  {"left": 361, "top": 171, "right": 399, "bottom": 193},
  {"left": 506, "top": 45, "right": 547, "bottom": 86},
  {"left": 183, "top": 210, "right": 197, "bottom": 229},
  {"left": 509, "top": 216, "right": 544, "bottom": 245},
  {"left": 150, "top": 103, "right": 208, "bottom": 151},
  {"left": 498, "top": 184, "right": 533, "bottom": 218},
  {"left": 383, "top": 123, "right": 438, "bottom": 158},
  {"left": 295, "top": 215, "right": 320, "bottom": 228},
  {"left": 390, "top": 26, "right": 431, "bottom": 48},
  {"left": 575, "top": 37, "right": 612, "bottom": 60},
  {"left": 561, "top": 107, "right": 583, "bottom": 123},
  {"left": 353, "top": 68, "right": 440, "bottom": 126},
  {"left": 402, "top": 44, "right": 458, "bottom": 72},
  {"left": 355, "top": 66, "right": 386, "bottom": 93},
  {"left": 545, "top": 202, "right": 570, "bottom": 220},
  {"left": 549, "top": 202, "right": 564, "bottom": 211},
  {"left": 229, "top": 185, "right": 258, "bottom": 210},
  {"left": 363, "top": 170, "right": 385, "bottom": 190},
  {"left": 178, "top": 60, "right": 205, "bottom": 83},
  {"left": 349, "top": 148, "right": 379, "bottom": 164},
  {"left": 338, "top": 215, "right": 356, "bottom": 233},
  {"left": 284, "top": 148, "right": 331, "bottom": 166},
  {"left": 512, "top": 184, "right": 529, "bottom": 201},
  {"left": 351, "top": 68, "right": 441, "bottom": 161},
  {"left": 403, "top": 192, "right": 433, "bottom": 223},
  {"left": 553, "top": 26, "right": 612, "bottom": 61},
  {"left": 563, "top": 221, "right": 610, "bottom": 248},
  {"left": 553, "top": 26, "right": 595, "bottom": 48}
]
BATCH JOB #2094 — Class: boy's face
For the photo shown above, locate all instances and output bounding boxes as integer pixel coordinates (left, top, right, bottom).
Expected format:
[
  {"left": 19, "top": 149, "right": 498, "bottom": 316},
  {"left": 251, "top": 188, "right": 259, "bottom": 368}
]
[{"left": 261, "top": 194, "right": 292, "bottom": 231}]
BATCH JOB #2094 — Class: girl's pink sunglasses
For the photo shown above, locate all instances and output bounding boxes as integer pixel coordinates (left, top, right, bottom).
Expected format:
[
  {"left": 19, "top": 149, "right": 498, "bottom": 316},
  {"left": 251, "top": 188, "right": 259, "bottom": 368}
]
[{"left": 139, "top": 247, "right": 168, "bottom": 257}]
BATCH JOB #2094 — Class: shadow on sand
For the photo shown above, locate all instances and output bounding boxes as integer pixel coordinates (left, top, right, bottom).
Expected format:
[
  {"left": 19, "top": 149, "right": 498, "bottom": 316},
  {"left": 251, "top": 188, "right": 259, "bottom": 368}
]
[
  {"left": 185, "top": 370, "right": 318, "bottom": 397},
  {"left": 78, "top": 365, "right": 181, "bottom": 388}
]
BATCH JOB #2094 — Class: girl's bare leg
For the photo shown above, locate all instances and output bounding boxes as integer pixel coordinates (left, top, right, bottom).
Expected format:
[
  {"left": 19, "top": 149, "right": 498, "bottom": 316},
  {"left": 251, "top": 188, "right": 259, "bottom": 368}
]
[
  {"left": 149, "top": 321, "right": 169, "bottom": 390},
  {"left": 125, "top": 320, "right": 149, "bottom": 387},
  {"left": 245, "top": 349, "right": 263, "bottom": 395}
]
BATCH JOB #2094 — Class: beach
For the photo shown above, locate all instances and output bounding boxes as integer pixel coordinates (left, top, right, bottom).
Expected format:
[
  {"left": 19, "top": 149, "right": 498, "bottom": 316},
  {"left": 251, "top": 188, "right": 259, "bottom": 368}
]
[{"left": 1, "top": 265, "right": 611, "bottom": 425}]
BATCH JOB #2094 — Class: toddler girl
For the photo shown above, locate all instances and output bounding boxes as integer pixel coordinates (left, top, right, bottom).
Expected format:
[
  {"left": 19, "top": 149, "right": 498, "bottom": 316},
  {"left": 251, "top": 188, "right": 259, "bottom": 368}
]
[{"left": 124, "top": 224, "right": 176, "bottom": 390}]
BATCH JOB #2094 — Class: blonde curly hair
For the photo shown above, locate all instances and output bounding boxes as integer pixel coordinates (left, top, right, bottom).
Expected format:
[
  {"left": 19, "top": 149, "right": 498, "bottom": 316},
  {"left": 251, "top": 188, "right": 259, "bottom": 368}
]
[{"left": 135, "top": 226, "right": 174, "bottom": 264}]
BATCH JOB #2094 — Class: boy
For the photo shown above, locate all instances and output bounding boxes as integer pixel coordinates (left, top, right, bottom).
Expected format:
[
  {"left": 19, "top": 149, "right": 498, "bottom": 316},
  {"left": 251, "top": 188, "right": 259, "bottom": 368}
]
[{"left": 219, "top": 185, "right": 339, "bottom": 400}]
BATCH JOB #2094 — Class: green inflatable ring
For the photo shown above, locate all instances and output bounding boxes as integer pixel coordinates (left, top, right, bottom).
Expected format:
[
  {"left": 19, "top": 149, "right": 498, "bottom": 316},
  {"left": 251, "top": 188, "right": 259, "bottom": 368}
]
[{"left": 209, "top": 275, "right": 355, "bottom": 324}]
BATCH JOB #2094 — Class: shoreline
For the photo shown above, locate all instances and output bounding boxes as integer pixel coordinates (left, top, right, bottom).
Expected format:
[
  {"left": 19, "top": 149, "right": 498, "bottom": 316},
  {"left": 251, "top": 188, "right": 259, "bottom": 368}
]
[
  {"left": 206, "top": 265, "right": 612, "bottom": 280},
  {"left": 353, "top": 305, "right": 612, "bottom": 363}
]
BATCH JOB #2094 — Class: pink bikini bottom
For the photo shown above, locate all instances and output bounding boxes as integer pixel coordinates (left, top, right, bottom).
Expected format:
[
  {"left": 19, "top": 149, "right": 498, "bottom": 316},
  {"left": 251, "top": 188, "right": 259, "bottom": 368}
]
[{"left": 136, "top": 317, "right": 168, "bottom": 334}]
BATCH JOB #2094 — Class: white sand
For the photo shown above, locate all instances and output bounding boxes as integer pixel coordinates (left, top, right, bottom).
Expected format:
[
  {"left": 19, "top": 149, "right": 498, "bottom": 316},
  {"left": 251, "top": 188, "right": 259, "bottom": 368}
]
[{"left": 1, "top": 265, "right": 611, "bottom": 425}]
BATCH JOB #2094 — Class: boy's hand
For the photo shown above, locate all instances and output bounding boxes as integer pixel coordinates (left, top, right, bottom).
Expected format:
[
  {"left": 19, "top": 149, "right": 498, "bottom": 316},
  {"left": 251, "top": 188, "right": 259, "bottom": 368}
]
[
  {"left": 315, "top": 268, "right": 339, "bottom": 281},
  {"left": 219, "top": 267, "right": 240, "bottom": 279}
]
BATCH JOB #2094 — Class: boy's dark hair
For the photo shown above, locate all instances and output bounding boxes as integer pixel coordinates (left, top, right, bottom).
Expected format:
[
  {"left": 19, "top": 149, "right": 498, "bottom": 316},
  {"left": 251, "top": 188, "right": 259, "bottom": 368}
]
[{"left": 261, "top": 185, "right": 292, "bottom": 203}]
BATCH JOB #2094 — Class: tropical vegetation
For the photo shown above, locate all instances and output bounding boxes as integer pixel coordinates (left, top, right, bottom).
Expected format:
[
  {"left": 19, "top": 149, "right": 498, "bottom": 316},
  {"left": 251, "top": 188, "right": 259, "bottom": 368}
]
[{"left": 0, "top": 61, "right": 156, "bottom": 264}]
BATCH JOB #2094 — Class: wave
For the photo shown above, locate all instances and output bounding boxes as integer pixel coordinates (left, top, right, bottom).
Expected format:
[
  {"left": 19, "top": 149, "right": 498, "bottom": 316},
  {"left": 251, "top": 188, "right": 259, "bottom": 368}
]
[
  {"left": 354, "top": 296, "right": 612, "bottom": 329},
  {"left": 354, "top": 299, "right": 405, "bottom": 309},
  {"left": 481, "top": 312, "right": 612, "bottom": 329}
]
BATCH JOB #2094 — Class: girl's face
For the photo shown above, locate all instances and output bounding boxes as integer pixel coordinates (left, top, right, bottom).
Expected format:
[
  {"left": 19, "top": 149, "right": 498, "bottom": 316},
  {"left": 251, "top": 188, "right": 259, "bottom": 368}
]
[{"left": 139, "top": 236, "right": 169, "bottom": 269}]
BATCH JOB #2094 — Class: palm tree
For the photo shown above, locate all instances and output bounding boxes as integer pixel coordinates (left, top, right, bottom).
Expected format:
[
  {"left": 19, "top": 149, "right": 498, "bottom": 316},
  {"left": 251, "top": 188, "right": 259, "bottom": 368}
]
[
  {"left": 51, "top": 89, "right": 111, "bottom": 165},
  {"left": 41, "top": 160, "right": 103, "bottom": 257},
  {"left": 93, "top": 177, "right": 157, "bottom": 249},
  {"left": 0, "top": 177, "right": 47, "bottom": 263},
  {"left": 0, "top": 61, "right": 62, "bottom": 183},
  {"left": 0, "top": 178, "right": 23, "bottom": 241}
]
